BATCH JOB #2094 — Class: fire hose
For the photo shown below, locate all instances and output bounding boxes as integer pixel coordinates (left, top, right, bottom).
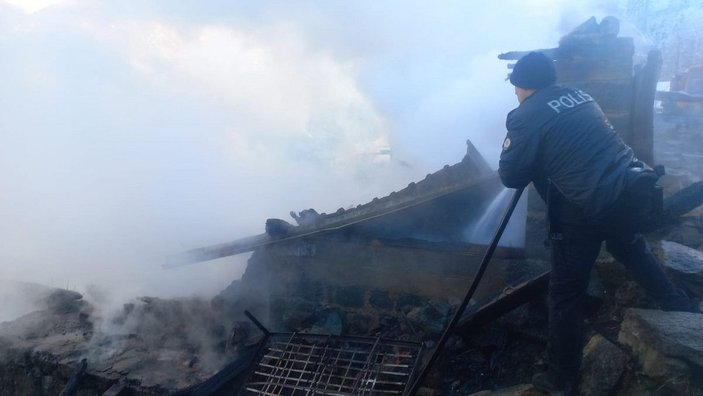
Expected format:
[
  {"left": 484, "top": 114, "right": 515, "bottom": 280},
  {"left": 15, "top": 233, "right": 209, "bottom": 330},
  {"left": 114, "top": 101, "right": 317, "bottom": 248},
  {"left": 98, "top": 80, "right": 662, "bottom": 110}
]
[{"left": 409, "top": 187, "right": 525, "bottom": 394}]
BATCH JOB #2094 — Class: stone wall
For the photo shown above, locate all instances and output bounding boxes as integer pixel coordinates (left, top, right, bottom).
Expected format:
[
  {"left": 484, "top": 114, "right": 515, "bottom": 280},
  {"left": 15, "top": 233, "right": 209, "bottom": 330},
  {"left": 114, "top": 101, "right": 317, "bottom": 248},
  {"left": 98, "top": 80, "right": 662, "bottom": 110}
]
[{"left": 241, "top": 235, "right": 520, "bottom": 338}]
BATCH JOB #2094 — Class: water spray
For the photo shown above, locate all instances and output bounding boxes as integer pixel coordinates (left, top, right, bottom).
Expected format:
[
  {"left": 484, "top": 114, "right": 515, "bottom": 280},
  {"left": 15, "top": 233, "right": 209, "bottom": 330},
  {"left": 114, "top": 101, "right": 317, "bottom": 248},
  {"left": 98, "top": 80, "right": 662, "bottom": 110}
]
[{"left": 410, "top": 187, "right": 525, "bottom": 394}]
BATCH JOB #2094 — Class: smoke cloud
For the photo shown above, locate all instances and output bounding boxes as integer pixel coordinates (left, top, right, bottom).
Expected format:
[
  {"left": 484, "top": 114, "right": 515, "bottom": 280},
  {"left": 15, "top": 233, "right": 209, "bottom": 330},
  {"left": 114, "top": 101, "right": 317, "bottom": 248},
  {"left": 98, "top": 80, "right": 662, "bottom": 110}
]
[{"left": 0, "top": 0, "right": 620, "bottom": 308}]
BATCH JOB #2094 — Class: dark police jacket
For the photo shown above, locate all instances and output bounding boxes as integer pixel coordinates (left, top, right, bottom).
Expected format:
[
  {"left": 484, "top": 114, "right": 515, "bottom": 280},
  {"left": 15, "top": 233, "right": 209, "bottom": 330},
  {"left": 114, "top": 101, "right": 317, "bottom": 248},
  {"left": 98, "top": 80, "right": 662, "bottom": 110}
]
[{"left": 498, "top": 85, "right": 636, "bottom": 223}]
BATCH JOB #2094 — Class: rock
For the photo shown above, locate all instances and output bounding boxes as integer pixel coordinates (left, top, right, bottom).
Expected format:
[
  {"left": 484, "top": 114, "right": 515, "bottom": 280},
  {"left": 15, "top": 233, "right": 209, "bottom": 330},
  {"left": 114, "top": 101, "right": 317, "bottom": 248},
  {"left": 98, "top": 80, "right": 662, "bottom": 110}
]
[
  {"left": 614, "top": 280, "right": 650, "bottom": 308},
  {"left": 44, "top": 289, "right": 83, "bottom": 314},
  {"left": 279, "top": 299, "right": 316, "bottom": 331},
  {"left": 468, "top": 384, "right": 542, "bottom": 395},
  {"left": 578, "top": 335, "right": 629, "bottom": 396},
  {"left": 226, "top": 321, "right": 258, "bottom": 353},
  {"left": 675, "top": 217, "right": 703, "bottom": 249},
  {"left": 659, "top": 240, "right": 703, "bottom": 299},
  {"left": 369, "top": 289, "right": 394, "bottom": 310},
  {"left": 618, "top": 308, "right": 703, "bottom": 394},
  {"left": 414, "top": 386, "right": 440, "bottom": 396},
  {"left": 345, "top": 312, "right": 376, "bottom": 335},
  {"left": 585, "top": 270, "right": 607, "bottom": 313},
  {"left": 334, "top": 286, "right": 364, "bottom": 308},
  {"left": 308, "top": 309, "right": 344, "bottom": 335},
  {"left": 406, "top": 299, "right": 452, "bottom": 336}
]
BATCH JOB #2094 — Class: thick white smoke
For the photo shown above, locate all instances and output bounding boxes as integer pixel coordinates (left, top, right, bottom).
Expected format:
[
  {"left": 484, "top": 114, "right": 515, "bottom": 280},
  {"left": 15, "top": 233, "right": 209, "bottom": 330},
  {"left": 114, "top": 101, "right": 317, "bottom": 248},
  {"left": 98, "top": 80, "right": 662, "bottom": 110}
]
[{"left": 0, "top": 0, "right": 620, "bottom": 310}]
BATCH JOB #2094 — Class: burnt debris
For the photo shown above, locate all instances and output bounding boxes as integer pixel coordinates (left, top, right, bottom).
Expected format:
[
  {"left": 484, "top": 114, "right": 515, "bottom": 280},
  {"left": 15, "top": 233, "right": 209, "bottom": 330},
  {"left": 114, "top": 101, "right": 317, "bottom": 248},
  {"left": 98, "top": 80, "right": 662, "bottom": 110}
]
[{"left": 2, "top": 15, "right": 703, "bottom": 396}]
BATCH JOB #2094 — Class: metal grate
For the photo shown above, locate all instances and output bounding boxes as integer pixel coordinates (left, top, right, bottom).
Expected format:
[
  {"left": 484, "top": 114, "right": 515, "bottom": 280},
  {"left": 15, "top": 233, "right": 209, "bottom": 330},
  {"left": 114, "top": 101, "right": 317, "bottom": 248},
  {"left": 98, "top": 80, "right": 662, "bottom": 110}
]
[{"left": 240, "top": 333, "right": 423, "bottom": 395}]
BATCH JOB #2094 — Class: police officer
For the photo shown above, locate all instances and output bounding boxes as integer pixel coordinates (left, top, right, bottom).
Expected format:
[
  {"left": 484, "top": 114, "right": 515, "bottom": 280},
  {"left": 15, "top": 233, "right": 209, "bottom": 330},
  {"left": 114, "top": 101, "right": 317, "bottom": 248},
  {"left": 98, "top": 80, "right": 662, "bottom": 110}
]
[{"left": 499, "top": 51, "right": 699, "bottom": 395}]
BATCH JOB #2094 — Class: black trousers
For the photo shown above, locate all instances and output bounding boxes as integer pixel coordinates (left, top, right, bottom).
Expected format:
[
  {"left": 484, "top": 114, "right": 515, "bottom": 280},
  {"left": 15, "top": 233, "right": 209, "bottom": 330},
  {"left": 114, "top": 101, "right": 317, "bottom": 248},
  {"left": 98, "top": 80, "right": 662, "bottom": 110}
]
[{"left": 547, "top": 222, "right": 692, "bottom": 383}]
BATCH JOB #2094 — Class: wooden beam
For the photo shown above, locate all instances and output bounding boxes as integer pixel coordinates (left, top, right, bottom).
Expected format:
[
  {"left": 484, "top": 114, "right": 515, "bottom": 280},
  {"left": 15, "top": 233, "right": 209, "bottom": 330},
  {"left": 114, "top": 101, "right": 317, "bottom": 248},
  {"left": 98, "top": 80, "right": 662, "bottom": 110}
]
[
  {"left": 630, "top": 50, "right": 662, "bottom": 165},
  {"left": 59, "top": 359, "right": 87, "bottom": 396},
  {"left": 455, "top": 271, "right": 550, "bottom": 333}
]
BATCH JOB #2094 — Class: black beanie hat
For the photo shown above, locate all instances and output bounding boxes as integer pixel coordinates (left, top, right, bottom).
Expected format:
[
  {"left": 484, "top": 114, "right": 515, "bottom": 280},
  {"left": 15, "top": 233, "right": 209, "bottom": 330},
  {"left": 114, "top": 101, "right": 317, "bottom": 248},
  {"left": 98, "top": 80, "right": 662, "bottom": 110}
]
[{"left": 509, "top": 51, "right": 556, "bottom": 89}]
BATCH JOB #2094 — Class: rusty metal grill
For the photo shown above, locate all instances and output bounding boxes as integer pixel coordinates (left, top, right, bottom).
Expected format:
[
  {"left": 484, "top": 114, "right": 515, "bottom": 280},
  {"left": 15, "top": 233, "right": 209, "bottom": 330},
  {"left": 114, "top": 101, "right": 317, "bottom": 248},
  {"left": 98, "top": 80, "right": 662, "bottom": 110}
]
[{"left": 240, "top": 333, "right": 423, "bottom": 395}]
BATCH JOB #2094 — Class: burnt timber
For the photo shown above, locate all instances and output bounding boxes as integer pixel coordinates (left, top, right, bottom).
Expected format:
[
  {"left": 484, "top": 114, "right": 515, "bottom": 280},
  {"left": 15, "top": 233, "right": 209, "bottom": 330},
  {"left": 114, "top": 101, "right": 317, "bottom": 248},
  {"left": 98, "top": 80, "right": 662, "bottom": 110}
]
[
  {"left": 167, "top": 139, "right": 519, "bottom": 267},
  {"left": 3, "top": 15, "right": 703, "bottom": 396}
]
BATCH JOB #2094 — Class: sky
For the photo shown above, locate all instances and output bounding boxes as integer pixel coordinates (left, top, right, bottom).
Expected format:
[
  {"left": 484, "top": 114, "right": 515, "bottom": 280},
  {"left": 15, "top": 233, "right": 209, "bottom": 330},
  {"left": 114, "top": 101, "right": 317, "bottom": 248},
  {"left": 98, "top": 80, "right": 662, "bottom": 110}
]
[{"left": 0, "top": 0, "right": 622, "bottom": 305}]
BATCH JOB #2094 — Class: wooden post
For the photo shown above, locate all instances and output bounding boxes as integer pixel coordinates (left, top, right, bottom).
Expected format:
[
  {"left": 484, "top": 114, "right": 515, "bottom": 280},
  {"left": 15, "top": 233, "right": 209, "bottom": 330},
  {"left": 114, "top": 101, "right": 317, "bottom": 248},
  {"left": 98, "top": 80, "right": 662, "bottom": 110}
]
[{"left": 630, "top": 50, "right": 662, "bottom": 165}]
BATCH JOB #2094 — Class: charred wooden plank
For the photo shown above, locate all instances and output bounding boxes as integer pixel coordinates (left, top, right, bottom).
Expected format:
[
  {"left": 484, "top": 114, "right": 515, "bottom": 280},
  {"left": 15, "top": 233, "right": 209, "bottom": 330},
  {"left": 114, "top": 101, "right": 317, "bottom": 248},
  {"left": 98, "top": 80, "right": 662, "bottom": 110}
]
[
  {"left": 663, "top": 181, "right": 703, "bottom": 217},
  {"left": 59, "top": 358, "right": 87, "bottom": 396},
  {"left": 456, "top": 271, "right": 550, "bottom": 332},
  {"left": 656, "top": 90, "right": 703, "bottom": 103},
  {"left": 498, "top": 48, "right": 557, "bottom": 61},
  {"left": 360, "top": 237, "right": 525, "bottom": 260},
  {"left": 165, "top": 233, "right": 273, "bottom": 267},
  {"left": 102, "top": 381, "right": 126, "bottom": 396},
  {"left": 166, "top": 174, "right": 504, "bottom": 267},
  {"left": 644, "top": 182, "right": 703, "bottom": 232},
  {"left": 172, "top": 343, "right": 261, "bottom": 396}
]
